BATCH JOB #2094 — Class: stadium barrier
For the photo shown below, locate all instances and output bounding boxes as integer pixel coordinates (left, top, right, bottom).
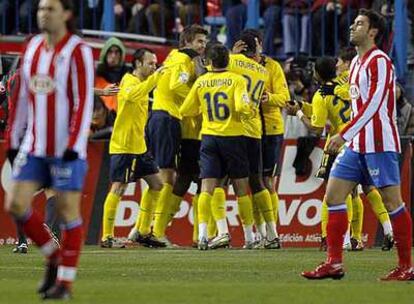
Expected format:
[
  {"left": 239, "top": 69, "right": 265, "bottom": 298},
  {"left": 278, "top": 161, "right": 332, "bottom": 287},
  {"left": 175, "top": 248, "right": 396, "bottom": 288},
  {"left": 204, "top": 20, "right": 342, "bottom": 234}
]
[{"left": 0, "top": 138, "right": 411, "bottom": 248}]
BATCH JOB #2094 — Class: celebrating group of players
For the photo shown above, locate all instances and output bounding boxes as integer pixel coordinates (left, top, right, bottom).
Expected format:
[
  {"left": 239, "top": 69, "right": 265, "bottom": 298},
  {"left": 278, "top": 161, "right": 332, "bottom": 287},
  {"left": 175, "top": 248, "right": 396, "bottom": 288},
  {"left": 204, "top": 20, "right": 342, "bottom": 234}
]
[
  {"left": 100, "top": 11, "right": 397, "bottom": 255},
  {"left": 100, "top": 25, "right": 290, "bottom": 251}
]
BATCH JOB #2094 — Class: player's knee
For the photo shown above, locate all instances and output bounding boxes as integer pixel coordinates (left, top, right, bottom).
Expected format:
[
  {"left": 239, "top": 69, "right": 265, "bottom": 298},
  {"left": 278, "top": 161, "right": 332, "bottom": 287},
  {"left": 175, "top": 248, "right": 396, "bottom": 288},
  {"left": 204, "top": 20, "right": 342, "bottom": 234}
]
[
  {"left": 379, "top": 191, "right": 402, "bottom": 211},
  {"left": 6, "top": 198, "right": 28, "bottom": 217},
  {"left": 248, "top": 175, "right": 265, "bottom": 194},
  {"left": 263, "top": 177, "right": 274, "bottom": 193}
]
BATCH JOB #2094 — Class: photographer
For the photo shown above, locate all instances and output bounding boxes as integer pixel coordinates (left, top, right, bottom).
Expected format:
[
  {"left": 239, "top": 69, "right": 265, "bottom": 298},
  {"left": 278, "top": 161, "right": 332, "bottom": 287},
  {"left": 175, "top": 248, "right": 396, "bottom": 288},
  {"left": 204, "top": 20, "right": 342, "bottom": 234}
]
[{"left": 283, "top": 56, "right": 314, "bottom": 139}]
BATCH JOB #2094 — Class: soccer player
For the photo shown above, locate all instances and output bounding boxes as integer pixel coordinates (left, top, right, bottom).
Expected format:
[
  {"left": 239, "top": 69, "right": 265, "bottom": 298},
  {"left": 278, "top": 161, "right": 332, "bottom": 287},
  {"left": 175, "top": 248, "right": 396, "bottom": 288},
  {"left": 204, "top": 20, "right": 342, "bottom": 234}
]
[
  {"left": 320, "top": 47, "right": 394, "bottom": 251},
  {"left": 288, "top": 56, "right": 354, "bottom": 251},
  {"left": 100, "top": 48, "right": 166, "bottom": 248},
  {"left": 148, "top": 25, "right": 208, "bottom": 245},
  {"left": 180, "top": 43, "right": 254, "bottom": 250},
  {"left": 5, "top": 0, "right": 94, "bottom": 299},
  {"left": 236, "top": 29, "right": 290, "bottom": 248},
  {"left": 227, "top": 32, "right": 280, "bottom": 249},
  {"left": 302, "top": 9, "right": 413, "bottom": 281}
]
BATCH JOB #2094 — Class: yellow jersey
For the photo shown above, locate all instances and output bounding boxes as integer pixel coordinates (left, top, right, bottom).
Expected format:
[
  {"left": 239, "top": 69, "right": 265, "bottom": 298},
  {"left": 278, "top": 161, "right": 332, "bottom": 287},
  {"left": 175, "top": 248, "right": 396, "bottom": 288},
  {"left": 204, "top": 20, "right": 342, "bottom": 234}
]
[
  {"left": 109, "top": 71, "right": 161, "bottom": 154},
  {"left": 181, "top": 116, "right": 202, "bottom": 140},
  {"left": 334, "top": 70, "right": 350, "bottom": 101},
  {"left": 261, "top": 56, "right": 290, "bottom": 135},
  {"left": 152, "top": 49, "right": 196, "bottom": 119},
  {"left": 228, "top": 54, "right": 269, "bottom": 139},
  {"left": 179, "top": 70, "right": 253, "bottom": 137},
  {"left": 311, "top": 89, "right": 351, "bottom": 136}
]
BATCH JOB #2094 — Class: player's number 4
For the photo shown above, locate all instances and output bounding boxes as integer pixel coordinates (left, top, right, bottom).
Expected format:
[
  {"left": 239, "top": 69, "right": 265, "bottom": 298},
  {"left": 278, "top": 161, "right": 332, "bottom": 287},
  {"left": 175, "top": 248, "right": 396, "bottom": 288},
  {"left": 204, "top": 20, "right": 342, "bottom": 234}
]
[{"left": 204, "top": 92, "right": 230, "bottom": 121}]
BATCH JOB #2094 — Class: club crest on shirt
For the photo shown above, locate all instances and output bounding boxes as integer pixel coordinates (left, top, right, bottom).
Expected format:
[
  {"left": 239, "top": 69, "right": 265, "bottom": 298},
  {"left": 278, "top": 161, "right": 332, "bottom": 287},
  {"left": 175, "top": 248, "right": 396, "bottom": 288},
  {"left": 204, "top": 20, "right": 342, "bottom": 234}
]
[
  {"left": 29, "top": 74, "right": 56, "bottom": 94},
  {"left": 178, "top": 72, "right": 190, "bottom": 84},
  {"left": 349, "top": 84, "right": 360, "bottom": 100}
]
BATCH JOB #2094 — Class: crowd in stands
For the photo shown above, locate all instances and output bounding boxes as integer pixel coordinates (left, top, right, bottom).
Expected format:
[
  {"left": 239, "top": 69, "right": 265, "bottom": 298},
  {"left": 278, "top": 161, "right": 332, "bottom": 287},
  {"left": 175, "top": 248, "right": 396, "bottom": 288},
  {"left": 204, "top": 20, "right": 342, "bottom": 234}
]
[
  {"left": 1, "top": 1, "right": 413, "bottom": 58},
  {"left": 1, "top": 1, "right": 414, "bottom": 141}
]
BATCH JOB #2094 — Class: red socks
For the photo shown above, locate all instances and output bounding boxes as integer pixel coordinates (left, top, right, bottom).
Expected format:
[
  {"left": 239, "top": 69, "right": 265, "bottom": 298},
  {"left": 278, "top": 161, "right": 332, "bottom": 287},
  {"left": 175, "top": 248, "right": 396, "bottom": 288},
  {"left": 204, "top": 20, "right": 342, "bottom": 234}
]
[
  {"left": 326, "top": 204, "right": 348, "bottom": 264},
  {"left": 20, "top": 209, "right": 59, "bottom": 260},
  {"left": 57, "top": 220, "right": 83, "bottom": 288},
  {"left": 389, "top": 205, "right": 412, "bottom": 268}
]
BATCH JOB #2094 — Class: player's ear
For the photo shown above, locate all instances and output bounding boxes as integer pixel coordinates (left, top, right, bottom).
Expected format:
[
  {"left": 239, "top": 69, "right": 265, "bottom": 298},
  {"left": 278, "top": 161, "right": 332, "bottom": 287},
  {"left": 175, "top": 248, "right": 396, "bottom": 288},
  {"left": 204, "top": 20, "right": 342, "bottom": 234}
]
[
  {"left": 63, "top": 9, "right": 72, "bottom": 23},
  {"left": 369, "top": 28, "right": 379, "bottom": 41}
]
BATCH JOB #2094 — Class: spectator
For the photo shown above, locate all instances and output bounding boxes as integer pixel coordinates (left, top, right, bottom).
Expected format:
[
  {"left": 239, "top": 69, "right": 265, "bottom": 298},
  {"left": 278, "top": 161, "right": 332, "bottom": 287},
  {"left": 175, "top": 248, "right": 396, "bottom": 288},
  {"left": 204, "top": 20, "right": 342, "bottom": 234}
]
[
  {"left": 225, "top": 0, "right": 247, "bottom": 48},
  {"left": 79, "top": 0, "right": 103, "bottom": 30},
  {"left": 263, "top": 0, "right": 283, "bottom": 57},
  {"left": 176, "top": 1, "right": 202, "bottom": 31},
  {"left": 0, "top": 0, "right": 17, "bottom": 34},
  {"left": 283, "top": 56, "right": 313, "bottom": 139},
  {"left": 282, "top": 0, "right": 312, "bottom": 57},
  {"left": 145, "top": 0, "right": 174, "bottom": 37},
  {"left": 127, "top": 0, "right": 149, "bottom": 34},
  {"left": 16, "top": 0, "right": 39, "bottom": 33},
  {"left": 312, "top": 0, "right": 373, "bottom": 56},
  {"left": 396, "top": 83, "right": 414, "bottom": 136},
  {"left": 95, "top": 37, "right": 129, "bottom": 111},
  {"left": 90, "top": 96, "right": 116, "bottom": 140}
]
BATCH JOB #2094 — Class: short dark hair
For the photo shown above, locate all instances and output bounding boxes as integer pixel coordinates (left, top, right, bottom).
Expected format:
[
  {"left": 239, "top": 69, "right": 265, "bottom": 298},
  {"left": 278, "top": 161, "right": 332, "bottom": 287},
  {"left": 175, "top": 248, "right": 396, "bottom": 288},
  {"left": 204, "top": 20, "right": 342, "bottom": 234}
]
[
  {"left": 238, "top": 32, "right": 257, "bottom": 57},
  {"left": 358, "top": 8, "right": 386, "bottom": 45},
  {"left": 315, "top": 56, "right": 337, "bottom": 82},
  {"left": 207, "top": 43, "right": 229, "bottom": 69},
  {"left": 132, "top": 48, "right": 154, "bottom": 69},
  {"left": 57, "top": 0, "right": 77, "bottom": 33},
  {"left": 180, "top": 24, "right": 208, "bottom": 46},
  {"left": 338, "top": 47, "right": 357, "bottom": 62},
  {"left": 241, "top": 29, "right": 263, "bottom": 45}
]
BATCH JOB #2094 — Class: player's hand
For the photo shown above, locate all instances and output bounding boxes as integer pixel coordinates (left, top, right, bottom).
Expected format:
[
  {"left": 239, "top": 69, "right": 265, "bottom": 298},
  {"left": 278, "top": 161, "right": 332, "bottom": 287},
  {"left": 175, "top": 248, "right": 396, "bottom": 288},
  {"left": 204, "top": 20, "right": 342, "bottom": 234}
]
[
  {"left": 232, "top": 40, "right": 247, "bottom": 54},
  {"left": 101, "top": 83, "right": 120, "bottom": 96},
  {"left": 193, "top": 56, "right": 207, "bottom": 77},
  {"left": 261, "top": 92, "right": 269, "bottom": 104},
  {"left": 285, "top": 100, "right": 300, "bottom": 115},
  {"left": 62, "top": 149, "right": 79, "bottom": 162},
  {"left": 319, "top": 83, "right": 337, "bottom": 97},
  {"left": 6, "top": 149, "right": 19, "bottom": 165},
  {"left": 327, "top": 134, "right": 345, "bottom": 154}
]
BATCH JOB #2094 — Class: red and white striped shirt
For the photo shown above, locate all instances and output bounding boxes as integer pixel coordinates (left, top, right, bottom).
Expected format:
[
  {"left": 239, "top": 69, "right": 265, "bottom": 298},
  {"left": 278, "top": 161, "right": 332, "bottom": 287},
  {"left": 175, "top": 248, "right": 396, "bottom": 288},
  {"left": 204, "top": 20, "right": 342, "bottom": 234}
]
[
  {"left": 8, "top": 33, "right": 94, "bottom": 159},
  {"left": 340, "top": 47, "right": 400, "bottom": 154}
]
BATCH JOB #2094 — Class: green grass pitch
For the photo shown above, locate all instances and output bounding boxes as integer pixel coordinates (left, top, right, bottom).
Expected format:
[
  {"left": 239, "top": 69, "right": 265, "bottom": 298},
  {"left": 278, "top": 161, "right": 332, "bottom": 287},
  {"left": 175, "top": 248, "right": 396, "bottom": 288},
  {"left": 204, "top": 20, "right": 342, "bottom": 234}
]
[{"left": 0, "top": 246, "right": 413, "bottom": 304}]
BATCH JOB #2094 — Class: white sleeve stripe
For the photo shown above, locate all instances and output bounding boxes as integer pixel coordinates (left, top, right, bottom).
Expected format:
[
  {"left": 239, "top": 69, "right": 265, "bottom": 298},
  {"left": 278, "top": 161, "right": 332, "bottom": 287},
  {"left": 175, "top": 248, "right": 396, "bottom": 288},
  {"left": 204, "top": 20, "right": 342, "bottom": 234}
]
[{"left": 342, "top": 57, "right": 390, "bottom": 141}]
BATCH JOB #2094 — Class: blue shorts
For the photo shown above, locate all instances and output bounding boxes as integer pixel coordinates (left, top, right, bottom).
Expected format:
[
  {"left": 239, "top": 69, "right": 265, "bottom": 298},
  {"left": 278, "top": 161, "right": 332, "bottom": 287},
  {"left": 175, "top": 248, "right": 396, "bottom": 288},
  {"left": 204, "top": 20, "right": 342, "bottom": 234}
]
[
  {"left": 330, "top": 147, "right": 401, "bottom": 188},
  {"left": 177, "top": 139, "right": 201, "bottom": 176},
  {"left": 200, "top": 135, "right": 249, "bottom": 179},
  {"left": 147, "top": 110, "right": 181, "bottom": 169},
  {"left": 262, "top": 134, "right": 284, "bottom": 177},
  {"left": 110, "top": 152, "right": 159, "bottom": 183},
  {"left": 244, "top": 137, "right": 263, "bottom": 175},
  {"left": 13, "top": 154, "right": 88, "bottom": 191}
]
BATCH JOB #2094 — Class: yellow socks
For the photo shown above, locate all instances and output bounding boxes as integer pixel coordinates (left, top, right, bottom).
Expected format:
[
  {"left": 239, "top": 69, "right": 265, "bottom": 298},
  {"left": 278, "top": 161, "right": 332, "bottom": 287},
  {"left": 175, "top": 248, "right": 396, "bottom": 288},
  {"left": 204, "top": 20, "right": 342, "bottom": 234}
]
[
  {"left": 136, "top": 188, "right": 160, "bottom": 236},
  {"left": 211, "top": 188, "right": 226, "bottom": 221},
  {"left": 192, "top": 194, "right": 199, "bottom": 244},
  {"left": 208, "top": 215, "right": 217, "bottom": 239},
  {"left": 270, "top": 192, "right": 279, "bottom": 224},
  {"left": 351, "top": 194, "right": 364, "bottom": 241},
  {"left": 211, "top": 187, "right": 228, "bottom": 235},
  {"left": 168, "top": 193, "right": 183, "bottom": 223},
  {"left": 237, "top": 195, "right": 254, "bottom": 243},
  {"left": 153, "top": 183, "right": 173, "bottom": 238},
  {"left": 102, "top": 192, "right": 121, "bottom": 241},
  {"left": 198, "top": 192, "right": 212, "bottom": 240},
  {"left": 253, "top": 189, "right": 278, "bottom": 240},
  {"left": 321, "top": 198, "right": 328, "bottom": 238},
  {"left": 366, "top": 189, "right": 393, "bottom": 236}
]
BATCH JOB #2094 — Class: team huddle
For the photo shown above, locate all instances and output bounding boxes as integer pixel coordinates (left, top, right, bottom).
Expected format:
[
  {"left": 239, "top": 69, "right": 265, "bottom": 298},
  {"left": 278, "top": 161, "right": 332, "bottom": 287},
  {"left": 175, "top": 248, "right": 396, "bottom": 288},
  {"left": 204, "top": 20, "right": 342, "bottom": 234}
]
[
  {"left": 101, "top": 26, "right": 289, "bottom": 251},
  {"left": 4, "top": 0, "right": 413, "bottom": 300}
]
